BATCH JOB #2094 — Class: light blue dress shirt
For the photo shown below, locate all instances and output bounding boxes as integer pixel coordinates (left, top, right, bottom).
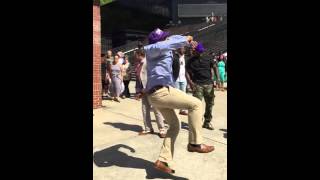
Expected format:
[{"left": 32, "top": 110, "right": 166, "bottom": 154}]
[{"left": 144, "top": 35, "right": 189, "bottom": 91}]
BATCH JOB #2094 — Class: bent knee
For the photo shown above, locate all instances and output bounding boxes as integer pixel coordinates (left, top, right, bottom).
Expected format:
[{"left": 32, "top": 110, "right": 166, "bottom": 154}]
[{"left": 190, "top": 98, "right": 202, "bottom": 111}]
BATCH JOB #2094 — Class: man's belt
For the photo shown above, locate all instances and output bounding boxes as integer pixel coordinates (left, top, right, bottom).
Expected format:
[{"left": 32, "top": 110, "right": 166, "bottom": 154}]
[{"left": 147, "top": 85, "right": 168, "bottom": 95}]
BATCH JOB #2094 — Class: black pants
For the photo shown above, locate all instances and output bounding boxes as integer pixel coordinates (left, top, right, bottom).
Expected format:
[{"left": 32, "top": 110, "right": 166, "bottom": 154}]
[{"left": 122, "top": 80, "right": 130, "bottom": 97}]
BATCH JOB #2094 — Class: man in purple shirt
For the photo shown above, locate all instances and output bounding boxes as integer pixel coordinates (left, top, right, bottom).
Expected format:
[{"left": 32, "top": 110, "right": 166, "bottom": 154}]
[{"left": 144, "top": 28, "right": 215, "bottom": 174}]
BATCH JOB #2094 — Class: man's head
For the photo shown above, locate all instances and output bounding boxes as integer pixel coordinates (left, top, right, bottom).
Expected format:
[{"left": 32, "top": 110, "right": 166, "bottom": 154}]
[
  {"left": 134, "top": 49, "right": 145, "bottom": 62},
  {"left": 114, "top": 55, "right": 119, "bottom": 63},
  {"left": 107, "top": 50, "right": 112, "bottom": 57},
  {"left": 191, "top": 42, "right": 205, "bottom": 57},
  {"left": 148, "top": 28, "right": 170, "bottom": 44}
]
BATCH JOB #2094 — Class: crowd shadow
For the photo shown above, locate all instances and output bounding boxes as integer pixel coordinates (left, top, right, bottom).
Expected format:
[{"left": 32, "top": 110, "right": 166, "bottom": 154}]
[
  {"left": 104, "top": 122, "right": 143, "bottom": 133},
  {"left": 93, "top": 144, "right": 189, "bottom": 180}
]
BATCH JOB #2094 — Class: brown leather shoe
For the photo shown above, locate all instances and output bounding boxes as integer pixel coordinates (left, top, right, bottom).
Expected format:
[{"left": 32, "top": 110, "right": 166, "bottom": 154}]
[
  {"left": 154, "top": 160, "right": 175, "bottom": 174},
  {"left": 179, "top": 111, "right": 188, "bottom": 116},
  {"left": 187, "top": 144, "right": 215, "bottom": 153},
  {"left": 159, "top": 133, "right": 166, "bottom": 138}
]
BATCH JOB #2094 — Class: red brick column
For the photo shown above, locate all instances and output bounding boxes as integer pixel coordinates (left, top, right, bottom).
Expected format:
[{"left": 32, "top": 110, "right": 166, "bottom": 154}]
[{"left": 93, "top": 5, "right": 102, "bottom": 108}]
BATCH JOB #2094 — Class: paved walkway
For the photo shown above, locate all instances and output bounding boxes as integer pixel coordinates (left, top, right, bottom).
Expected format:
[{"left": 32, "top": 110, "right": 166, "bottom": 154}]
[{"left": 93, "top": 82, "right": 227, "bottom": 180}]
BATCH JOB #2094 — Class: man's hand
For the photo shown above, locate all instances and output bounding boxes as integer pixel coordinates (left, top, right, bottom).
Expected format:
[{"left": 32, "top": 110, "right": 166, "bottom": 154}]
[
  {"left": 189, "top": 82, "right": 196, "bottom": 92},
  {"left": 190, "top": 41, "right": 198, "bottom": 49},
  {"left": 186, "top": 35, "right": 193, "bottom": 43}
]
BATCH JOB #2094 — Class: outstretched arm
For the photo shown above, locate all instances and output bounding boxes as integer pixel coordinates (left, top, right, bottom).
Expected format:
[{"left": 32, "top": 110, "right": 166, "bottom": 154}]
[{"left": 144, "top": 35, "right": 193, "bottom": 59}]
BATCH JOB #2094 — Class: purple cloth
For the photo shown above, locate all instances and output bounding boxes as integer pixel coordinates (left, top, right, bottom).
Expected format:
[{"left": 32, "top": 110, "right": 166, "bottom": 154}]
[
  {"left": 195, "top": 43, "right": 205, "bottom": 53},
  {"left": 148, "top": 28, "right": 170, "bottom": 44}
]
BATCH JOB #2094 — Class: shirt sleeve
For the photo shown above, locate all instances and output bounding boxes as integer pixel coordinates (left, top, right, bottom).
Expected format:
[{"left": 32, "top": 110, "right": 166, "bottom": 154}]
[{"left": 144, "top": 35, "right": 189, "bottom": 59}]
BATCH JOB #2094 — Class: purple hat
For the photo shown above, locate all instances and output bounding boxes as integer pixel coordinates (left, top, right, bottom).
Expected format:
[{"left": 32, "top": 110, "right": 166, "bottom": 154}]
[
  {"left": 148, "top": 28, "right": 170, "bottom": 44},
  {"left": 195, "top": 43, "right": 205, "bottom": 53}
]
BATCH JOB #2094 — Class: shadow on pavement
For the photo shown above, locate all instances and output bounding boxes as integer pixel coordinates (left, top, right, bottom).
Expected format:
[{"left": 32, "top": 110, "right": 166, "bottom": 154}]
[
  {"left": 104, "top": 122, "right": 143, "bottom": 133},
  {"left": 102, "top": 96, "right": 114, "bottom": 100},
  {"left": 93, "top": 144, "right": 189, "bottom": 180}
]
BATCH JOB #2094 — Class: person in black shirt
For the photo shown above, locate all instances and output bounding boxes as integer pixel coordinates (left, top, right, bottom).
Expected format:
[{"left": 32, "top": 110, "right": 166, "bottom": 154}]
[{"left": 186, "top": 42, "right": 215, "bottom": 130}]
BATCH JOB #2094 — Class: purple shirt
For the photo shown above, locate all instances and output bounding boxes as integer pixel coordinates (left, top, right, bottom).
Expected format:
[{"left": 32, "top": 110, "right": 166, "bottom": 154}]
[{"left": 143, "top": 35, "right": 189, "bottom": 91}]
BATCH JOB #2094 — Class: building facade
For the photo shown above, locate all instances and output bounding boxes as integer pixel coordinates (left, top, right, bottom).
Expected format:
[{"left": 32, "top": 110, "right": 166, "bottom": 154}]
[{"left": 93, "top": 1, "right": 102, "bottom": 108}]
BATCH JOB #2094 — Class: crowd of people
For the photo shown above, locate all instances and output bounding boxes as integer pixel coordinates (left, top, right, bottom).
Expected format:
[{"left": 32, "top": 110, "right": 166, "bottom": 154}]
[
  {"left": 101, "top": 47, "right": 227, "bottom": 101},
  {"left": 101, "top": 50, "right": 132, "bottom": 102},
  {"left": 100, "top": 28, "right": 227, "bottom": 174}
]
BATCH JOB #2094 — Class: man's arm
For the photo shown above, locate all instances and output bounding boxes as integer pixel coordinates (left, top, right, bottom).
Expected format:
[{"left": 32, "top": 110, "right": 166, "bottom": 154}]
[
  {"left": 144, "top": 35, "right": 193, "bottom": 59},
  {"left": 186, "top": 71, "right": 195, "bottom": 91}
]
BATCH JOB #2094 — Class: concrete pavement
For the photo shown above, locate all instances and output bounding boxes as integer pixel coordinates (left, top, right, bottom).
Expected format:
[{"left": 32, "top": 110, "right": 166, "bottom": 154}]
[{"left": 93, "top": 82, "right": 227, "bottom": 180}]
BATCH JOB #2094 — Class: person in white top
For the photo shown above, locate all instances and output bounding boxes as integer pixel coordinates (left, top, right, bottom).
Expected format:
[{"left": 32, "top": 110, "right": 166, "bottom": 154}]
[
  {"left": 134, "top": 50, "right": 167, "bottom": 138},
  {"left": 174, "top": 47, "right": 188, "bottom": 115}
]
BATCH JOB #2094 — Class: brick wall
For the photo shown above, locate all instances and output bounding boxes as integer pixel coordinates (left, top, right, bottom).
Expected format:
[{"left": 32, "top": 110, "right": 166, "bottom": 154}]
[{"left": 93, "top": 5, "right": 102, "bottom": 108}]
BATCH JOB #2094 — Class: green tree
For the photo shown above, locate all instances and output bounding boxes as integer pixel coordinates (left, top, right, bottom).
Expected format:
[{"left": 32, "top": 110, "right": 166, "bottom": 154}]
[{"left": 100, "top": 0, "right": 114, "bottom": 6}]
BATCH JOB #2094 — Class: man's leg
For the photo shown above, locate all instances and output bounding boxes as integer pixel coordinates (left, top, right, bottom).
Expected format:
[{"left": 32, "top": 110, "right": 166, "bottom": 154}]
[
  {"left": 148, "top": 86, "right": 203, "bottom": 145},
  {"left": 141, "top": 95, "right": 153, "bottom": 133},
  {"left": 153, "top": 106, "right": 165, "bottom": 130},
  {"left": 179, "top": 81, "right": 188, "bottom": 115},
  {"left": 181, "top": 81, "right": 187, "bottom": 93},
  {"left": 174, "top": 81, "right": 180, "bottom": 89},
  {"left": 149, "top": 87, "right": 214, "bottom": 173},
  {"left": 192, "top": 84, "right": 204, "bottom": 102},
  {"left": 124, "top": 80, "right": 131, "bottom": 97},
  {"left": 203, "top": 84, "right": 215, "bottom": 130},
  {"left": 157, "top": 108, "right": 180, "bottom": 163}
]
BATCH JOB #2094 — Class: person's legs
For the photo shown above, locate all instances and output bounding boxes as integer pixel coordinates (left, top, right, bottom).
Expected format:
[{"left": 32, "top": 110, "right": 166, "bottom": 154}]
[
  {"left": 156, "top": 108, "right": 180, "bottom": 163},
  {"left": 148, "top": 86, "right": 203, "bottom": 145},
  {"left": 123, "top": 80, "right": 130, "bottom": 97},
  {"left": 113, "top": 78, "right": 121, "bottom": 102},
  {"left": 179, "top": 81, "right": 188, "bottom": 114},
  {"left": 219, "top": 71, "right": 225, "bottom": 91},
  {"left": 141, "top": 95, "right": 153, "bottom": 132},
  {"left": 192, "top": 84, "right": 204, "bottom": 105},
  {"left": 220, "top": 82, "right": 225, "bottom": 91},
  {"left": 102, "top": 79, "right": 106, "bottom": 96},
  {"left": 104, "top": 81, "right": 109, "bottom": 95},
  {"left": 203, "top": 84, "right": 215, "bottom": 130},
  {"left": 149, "top": 87, "right": 214, "bottom": 172},
  {"left": 181, "top": 81, "right": 187, "bottom": 93},
  {"left": 153, "top": 106, "right": 165, "bottom": 130},
  {"left": 126, "top": 80, "right": 130, "bottom": 97},
  {"left": 174, "top": 81, "right": 180, "bottom": 89}
]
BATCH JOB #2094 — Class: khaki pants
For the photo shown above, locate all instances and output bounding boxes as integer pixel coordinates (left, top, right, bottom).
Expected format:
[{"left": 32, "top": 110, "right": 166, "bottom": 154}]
[{"left": 148, "top": 86, "right": 203, "bottom": 163}]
